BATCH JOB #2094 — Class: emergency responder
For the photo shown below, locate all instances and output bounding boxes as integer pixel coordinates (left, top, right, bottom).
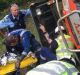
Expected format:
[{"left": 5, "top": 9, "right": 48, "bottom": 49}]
[
  {"left": 0, "top": 3, "right": 31, "bottom": 32},
  {"left": 40, "top": 25, "right": 75, "bottom": 60},
  {"left": 0, "top": 29, "right": 56, "bottom": 67},
  {"left": 26, "top": 59, "right": 79, "bottom": 75}
]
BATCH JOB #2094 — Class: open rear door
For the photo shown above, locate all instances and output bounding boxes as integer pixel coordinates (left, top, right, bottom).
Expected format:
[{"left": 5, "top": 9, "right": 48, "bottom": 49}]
[{"left": 30, "top": 0, "right": 59, "bottom": 47}]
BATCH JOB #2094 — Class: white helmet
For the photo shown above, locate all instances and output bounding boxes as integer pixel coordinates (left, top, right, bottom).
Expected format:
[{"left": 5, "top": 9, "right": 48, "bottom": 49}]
[{"left": 55, "top": 26, "right": 65, "bottom": 33}]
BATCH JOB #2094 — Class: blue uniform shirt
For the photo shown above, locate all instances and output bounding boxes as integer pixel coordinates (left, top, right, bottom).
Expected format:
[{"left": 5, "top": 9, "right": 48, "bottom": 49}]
[
  {"left": 0, "top": 9, "right": 31, "bottom": 30},
  {"left": 6, "top": 29, "right": 31, "bottom": 55}
]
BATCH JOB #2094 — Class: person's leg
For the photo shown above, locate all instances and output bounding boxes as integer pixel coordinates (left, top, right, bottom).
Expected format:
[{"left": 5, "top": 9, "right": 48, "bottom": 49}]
[
  {"left": 40, "top": 47, "right": 57, "bottom": 63},
  {"left": 30, "top": 38, "right": 57, "bottom": 63},
  {"left": 7, "top": 71, "right": 17, "bottom": 75},
  {"left": 7, "top": 70, "right": 21, "bottom": 75}
]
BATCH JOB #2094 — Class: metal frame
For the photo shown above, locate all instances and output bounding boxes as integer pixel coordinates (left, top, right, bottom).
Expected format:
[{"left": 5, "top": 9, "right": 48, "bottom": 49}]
[
  {"left": 55, "top": 0, "right": 62, "bottom": 18},
  {"left": 57, "top": 10, "right": 80, "bottom": 52},
  {"left": 57, "top": 10, "right": 80, "bottom": 64}
]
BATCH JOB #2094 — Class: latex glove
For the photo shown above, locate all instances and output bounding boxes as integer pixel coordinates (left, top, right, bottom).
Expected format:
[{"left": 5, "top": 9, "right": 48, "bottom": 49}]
[
  {"left": 0, "top": 56, "right": 7, "bottom": 66},
  {"left": 8, "top": 53, "right": 17, "bottom": 62},
  {"left": 8, "top": 56, "right": 17, "bottom": 62},
  {"left": 27, "top": 51, "right": 36, "bottom": 58}
]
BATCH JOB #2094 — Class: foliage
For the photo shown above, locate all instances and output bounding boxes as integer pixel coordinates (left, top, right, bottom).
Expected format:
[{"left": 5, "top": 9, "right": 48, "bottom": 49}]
[
  {"left": 0, "top": 0, "right": 38, "bottom": 11},
  {"left": 0, "top": 1, "right": 8, "bottom": 11}
]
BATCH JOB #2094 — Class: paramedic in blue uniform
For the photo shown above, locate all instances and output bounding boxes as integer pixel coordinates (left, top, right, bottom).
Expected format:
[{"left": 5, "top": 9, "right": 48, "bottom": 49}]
[
  {"left": 0, "top": 3, "right": 31, "bottom": 32},
  {"left": 5, "top": 29, "right": 57, "bottom": 67}
]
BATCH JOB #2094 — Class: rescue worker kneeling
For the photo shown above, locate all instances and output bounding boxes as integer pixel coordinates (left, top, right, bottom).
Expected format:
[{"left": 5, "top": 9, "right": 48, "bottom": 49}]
[{"left": 0, "top": 29, "right": 56, "bottom": 67}]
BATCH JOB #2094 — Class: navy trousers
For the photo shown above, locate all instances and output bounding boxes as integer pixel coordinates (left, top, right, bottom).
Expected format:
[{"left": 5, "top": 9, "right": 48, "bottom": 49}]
[{"left": 31, "top": 38, "right": 57, "bottom": 63}]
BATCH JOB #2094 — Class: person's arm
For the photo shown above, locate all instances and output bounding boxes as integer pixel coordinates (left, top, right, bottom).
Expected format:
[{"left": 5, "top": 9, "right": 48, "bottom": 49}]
[
  {"left": 20, "top": 31, "right": 31, "bottom": 61},
  {"left": 20, "top": 8, "right": 31, "bottom": 16},
  {"left": 15, "top": 31, "right": 31, "bottom": 69},
  {"left": 39, "top": 24, "right": 53, "bottom": 44},
  {"left": 0, "top": 15, "right": 14, "bottom": 29}
]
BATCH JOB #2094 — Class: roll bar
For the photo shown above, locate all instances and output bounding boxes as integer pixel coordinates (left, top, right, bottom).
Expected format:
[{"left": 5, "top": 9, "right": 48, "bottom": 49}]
[{"left": 57, "top": 10, "right": 80, "bottom": 52}]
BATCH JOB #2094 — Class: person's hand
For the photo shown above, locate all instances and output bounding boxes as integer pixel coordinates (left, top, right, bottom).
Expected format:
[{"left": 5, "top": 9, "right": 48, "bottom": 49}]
[
  {"left": 47, "top": 38, "right": 52, "bottom": 44},
  {"left": 0, "top": 56, "right": 7, "bottom": 66},
  {"left": 15, "top": 58, "right": 20, "bottom": 69},
  {"left": 39, "top": 24, "right": 46, "bottom": 33},
  {"left": 30, "top": 3, "right": 35, "bottom": 7},
  {"left": 27, "top": 51, "right": 36, "bottom": 58},
  {"left": 47, "top": 0, "right": 55, "bottom": 5}
]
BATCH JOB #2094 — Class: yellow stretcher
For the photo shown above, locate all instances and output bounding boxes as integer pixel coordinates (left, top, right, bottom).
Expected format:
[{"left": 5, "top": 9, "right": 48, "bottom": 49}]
[{"left": 0, "top": 56, "right": 37, "bottom": 75}]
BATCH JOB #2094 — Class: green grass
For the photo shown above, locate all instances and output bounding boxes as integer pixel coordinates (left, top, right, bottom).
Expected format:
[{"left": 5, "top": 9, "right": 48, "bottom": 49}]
[
  {"left": 0, "top": 37, "right": 6, "bottom": 56},
  {"left": 25, "top": 16, "right": 41, "bottom": 42}
]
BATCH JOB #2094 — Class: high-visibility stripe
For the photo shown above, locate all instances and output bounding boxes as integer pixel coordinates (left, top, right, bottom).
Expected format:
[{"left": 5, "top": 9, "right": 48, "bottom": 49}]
[
  {"left": 20, "top": 30, "right": 27, "bottom": 37},
  {"left": 8, "top": 29, "right": 24, "bottom": 36},
  {"left": 26, "top": 61, "right": 79, "bottom": 75},
  {"left": 56, "top": 34, "right": 74, "bottom": 60},
  {"left": 52, "top": 61, "right": 78, "bottom": 75}
]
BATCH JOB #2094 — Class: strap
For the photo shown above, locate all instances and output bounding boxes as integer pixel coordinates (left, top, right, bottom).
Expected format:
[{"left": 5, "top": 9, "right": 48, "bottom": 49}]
[{"left": 60, "top": 58, "right": 76, "bottom": 66}]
